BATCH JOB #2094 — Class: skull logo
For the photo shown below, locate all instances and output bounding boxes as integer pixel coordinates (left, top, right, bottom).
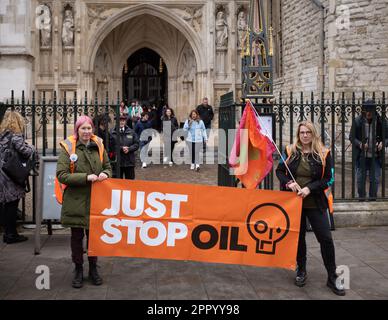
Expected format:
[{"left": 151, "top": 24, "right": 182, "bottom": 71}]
[{"left": 246, "top": 203, "right": 290, "bottom": 255}]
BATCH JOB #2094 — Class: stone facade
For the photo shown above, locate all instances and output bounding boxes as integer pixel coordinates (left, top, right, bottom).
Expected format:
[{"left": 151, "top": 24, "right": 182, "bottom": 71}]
[
  {"left": 273, "top": 0, "right": 388, "bottom": 98},
  {"left": 0, "top": 0, "right": 257, "bottom": 123},
  {"left": 1, "top": 0, "right": 387, "bottom": 121}
]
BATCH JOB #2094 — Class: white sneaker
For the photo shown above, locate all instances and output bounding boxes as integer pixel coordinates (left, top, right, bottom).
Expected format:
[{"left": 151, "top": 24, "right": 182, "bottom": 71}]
[
  {"left": 142, "top": 162, "right": 147, "bottom": 168},
  {"left": 163, "top": 157, "right": 168, "bottom": 163},
  {"left": 190, "top": 164, "right": 195, "bottom": 170},
  {"left": 195, "top": 164, "right": 200, "bottom": 171},
  {"left": 169, "top": 162, "right": 173, "bottom": 167}
]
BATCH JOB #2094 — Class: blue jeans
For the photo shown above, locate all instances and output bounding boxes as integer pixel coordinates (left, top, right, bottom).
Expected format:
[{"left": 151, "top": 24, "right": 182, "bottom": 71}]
[{"left": 356, "top": 157, "right": 381, "bottom": 198}]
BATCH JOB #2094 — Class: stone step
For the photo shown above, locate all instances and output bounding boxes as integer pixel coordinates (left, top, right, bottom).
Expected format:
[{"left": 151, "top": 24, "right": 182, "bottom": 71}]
[{"left": 333, "top": 202, "right": 388, "bottom": 227}]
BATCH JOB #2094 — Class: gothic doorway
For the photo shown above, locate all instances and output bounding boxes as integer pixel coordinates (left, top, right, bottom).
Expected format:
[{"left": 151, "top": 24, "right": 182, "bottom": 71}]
[{"left": 122, "top": 48, "right": 167, "bottom": 106}]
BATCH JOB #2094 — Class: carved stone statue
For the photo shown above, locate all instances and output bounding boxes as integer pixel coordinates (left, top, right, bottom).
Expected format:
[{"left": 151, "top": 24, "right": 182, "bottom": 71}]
[
  {"left": 215, "top": 11, "right": 228, "bottom": 48},
  {"left": 237, "top": 11, "right": 247, "bottom": 49},
  {"left": 251, "top": 39, "right": 267, "bottom": 66},
  {"left": 87, "top": 5, "right": 108, "bottom": 26},
  {"left": 62, "top": 9, "right": 75, "bottom": 47},
  {"left": 39, "top": 5, "right": 51, "bottom": 47},
  {"left": 182, "top": 7, "right": 202, "bottom": 32}
]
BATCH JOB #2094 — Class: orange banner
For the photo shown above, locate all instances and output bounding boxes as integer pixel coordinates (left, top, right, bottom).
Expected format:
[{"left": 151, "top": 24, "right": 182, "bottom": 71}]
[{"left": 89, "top": 179, "right": 302, "bottom": 270}]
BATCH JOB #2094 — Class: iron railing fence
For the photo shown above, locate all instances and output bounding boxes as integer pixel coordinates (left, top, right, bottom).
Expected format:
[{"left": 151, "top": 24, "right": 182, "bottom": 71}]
[
  {"left": 218, "top": 91, "right": 387, "bottom": 203},
  {"left": 1, "top": 90, "right": 387, "bottom": 224}
]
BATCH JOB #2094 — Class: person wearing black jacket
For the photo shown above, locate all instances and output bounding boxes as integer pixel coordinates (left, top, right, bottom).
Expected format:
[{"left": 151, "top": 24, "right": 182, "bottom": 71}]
[
  {"left": 0, "top": 111, "right": 35, "bottom": 244},
  {"left": 196, "top": 97, "right": 214, "bottom": 130},
  {"left": 276, "top": 120, "right": 345, "bottom": 296},
  {"left": 111, "top": 115, "right": 139, "bottom": 179},
  {"left": 349, "top": 100, "right": 388, "bottom": 200},
  {"left": 95, "top": 115, "right": 115, "bottom": 159},
  {"left": 161, "top": 107, "right": 179, "bottom": 166}
]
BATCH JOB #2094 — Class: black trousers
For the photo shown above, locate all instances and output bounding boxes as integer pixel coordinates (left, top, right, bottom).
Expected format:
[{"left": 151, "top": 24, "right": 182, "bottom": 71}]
[
  {"left": 297, "top": 208, "right": 337, "bottom": 276},
  {"left": 0, "top": 200, "right": 19, "bottom": 236},
  {"left": 187, "top": 142, "right": 202, "bottom": 164},
  {"left": 120, "top": 166, "right": 135, "bottom": 180},
  {"left": 164, "top": 140, "right": 177, "bottom": 162},
  {"left": 70, "top": 227, "right": 97, "bottom": 265}
]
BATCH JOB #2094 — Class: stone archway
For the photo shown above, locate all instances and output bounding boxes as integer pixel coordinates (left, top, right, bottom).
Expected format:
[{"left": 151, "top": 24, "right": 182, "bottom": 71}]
[{"left": 87, "top": 4, "right": 205, "bottom": 121}]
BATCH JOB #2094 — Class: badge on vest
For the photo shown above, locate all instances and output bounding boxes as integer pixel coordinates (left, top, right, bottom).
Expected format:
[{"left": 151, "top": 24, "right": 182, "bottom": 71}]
[{"left": 69, "top": 153, "right": 78, "bottom": 162}]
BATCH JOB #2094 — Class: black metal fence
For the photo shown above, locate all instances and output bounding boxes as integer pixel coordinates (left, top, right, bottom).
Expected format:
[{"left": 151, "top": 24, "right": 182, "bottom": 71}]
[
  {"left": 218, "top": 91, "right": 388, "bottom": 202},
  {"left": 2, "top": 90, "right": 388, "bottom": 223}
]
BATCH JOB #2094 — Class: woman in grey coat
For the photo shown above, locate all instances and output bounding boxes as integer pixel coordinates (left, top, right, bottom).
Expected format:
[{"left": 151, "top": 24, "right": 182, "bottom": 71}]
[{"left": 0, "top": 111, "right": 35, "bottom": 244}]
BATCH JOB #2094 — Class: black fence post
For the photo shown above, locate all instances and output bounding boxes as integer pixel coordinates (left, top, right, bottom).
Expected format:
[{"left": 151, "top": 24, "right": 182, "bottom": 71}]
[
  {"left": 115, "top": 92, "right": 121, "bottom": 178},
  {"left": 351, "top": 92, "right": 356, "bottom": 199}
]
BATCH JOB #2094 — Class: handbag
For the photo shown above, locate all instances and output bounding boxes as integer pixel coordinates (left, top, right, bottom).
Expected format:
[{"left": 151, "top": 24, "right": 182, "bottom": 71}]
[{"left": 2, "top": 137, "right": 31, "bottom": 187}]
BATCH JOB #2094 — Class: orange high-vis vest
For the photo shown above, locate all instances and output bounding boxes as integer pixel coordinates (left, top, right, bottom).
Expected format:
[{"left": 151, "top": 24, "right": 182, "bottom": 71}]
[
  {"left": 54, "top": 135, "right": 105, "bottom": 205},
  {"left": 285, "top": 145, "right": 334, "bottom": 214}
]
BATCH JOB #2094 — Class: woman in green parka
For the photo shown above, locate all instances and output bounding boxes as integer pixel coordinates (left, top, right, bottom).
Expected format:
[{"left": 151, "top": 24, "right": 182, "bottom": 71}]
[{"left": 56, "top": 115, "right": 112, "bottom": 289}]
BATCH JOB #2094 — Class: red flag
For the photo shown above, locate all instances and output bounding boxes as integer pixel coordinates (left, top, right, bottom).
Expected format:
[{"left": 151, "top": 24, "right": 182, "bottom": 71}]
[{"left": 229, "top": 99, "right": 276, "bottom": 189}]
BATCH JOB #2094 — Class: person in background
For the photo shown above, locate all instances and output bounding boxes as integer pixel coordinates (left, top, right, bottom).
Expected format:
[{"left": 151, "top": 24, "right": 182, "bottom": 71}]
[
  {"left": 149, "top": 104, "right": 159, "bottom": 130},
  {"left": 183, "top": 110, "right": 208, "bottom": 171},
  {"left": 196, "top": 97, "right": 214, "bottom": 130},
  {"left": 95, "top": 115, "right": 115, "bottom": 156},
  {"left": 56, "top": 115, "right": 112, "bottom": 288},
  {"left": 151, "top": 104, "right": 159, "bottom": 131},
  {"left": 161, "top": 107, "right": 179, "bottom": 166},
  {"left": 276, "top": 120, "right": 345, "bottom": 296},
  {"left": 135, "top": 112, "right": 153, "bottom": 168},
  {"left": 131, "top": 100, "right": 143, "bottom": 129},
  {"left": 349, "top": 99, "right": 388, "bottom": 201},
  {"left": 111, "top": 114, "right": 139, "bottom": 179},
  {"left": 196, "top": 97, "right": 214, "bottom": 153},
  {"left": 119, "top": 100, "right": 129, "bottom": 117},
  {"left": 0, "top": 111, "right": 35, "bottom": 244}
]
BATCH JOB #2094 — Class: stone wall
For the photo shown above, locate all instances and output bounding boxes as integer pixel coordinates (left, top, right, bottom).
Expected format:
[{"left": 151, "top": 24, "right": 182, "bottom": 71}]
[
  {"left": 273, "top": 0, "right": 323, "bottom": 95},
  {"left": 274, "top": 0, "right": 388, "bottom": 98},
  {"left": 326, "top": 0, "right": 388, "bottom": 97}
]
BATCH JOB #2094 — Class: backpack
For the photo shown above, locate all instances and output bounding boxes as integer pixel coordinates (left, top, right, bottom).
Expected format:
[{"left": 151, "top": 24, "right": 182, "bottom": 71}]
[
  {"left": 285, "top": 145, "right": 334, "bottom": 214},
  {"left": 54, "top": 135, "right": 104, "bottom": 205},
  {"left": 1, "top": 135, "right": 36, "bottom": 192}
]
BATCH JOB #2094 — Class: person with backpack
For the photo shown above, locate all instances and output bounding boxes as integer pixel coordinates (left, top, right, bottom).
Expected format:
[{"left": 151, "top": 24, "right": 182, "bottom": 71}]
[
  {"left": 56, "top": 115, "right": 112, "bottom": 289},
  {"left": 276, "top": 120, "right": 345, "bottom": 296},
  {"left": 0, "top": 111, "right": 35, "bottom": 244}
]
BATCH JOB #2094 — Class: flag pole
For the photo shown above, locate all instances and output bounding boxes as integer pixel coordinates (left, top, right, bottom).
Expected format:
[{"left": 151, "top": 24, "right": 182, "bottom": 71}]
[{"left": 248, "top": 100, "right": 301, "bottom": 190}]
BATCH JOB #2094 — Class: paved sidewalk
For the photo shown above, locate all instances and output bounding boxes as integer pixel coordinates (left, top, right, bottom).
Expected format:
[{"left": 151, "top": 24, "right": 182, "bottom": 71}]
[{"left": 1, "top": 225, "right": 388, "bottom": 300}]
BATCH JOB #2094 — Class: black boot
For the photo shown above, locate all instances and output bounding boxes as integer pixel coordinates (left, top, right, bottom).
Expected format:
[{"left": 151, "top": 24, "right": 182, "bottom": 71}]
[
  {"left": 72, "top": 264, "right": 83, "bottom": 289},
  {"left": 3, "top": 234, "right": 28, "bottom": 244},
  {"left": 295, "top": 267, "right": 307, "bottom": 287},
  {"left": 327, "top": 273, "right": 346, "bottom": 296},
  {"left": 89, "top": 262, "right": 103, "bottom": 286}
]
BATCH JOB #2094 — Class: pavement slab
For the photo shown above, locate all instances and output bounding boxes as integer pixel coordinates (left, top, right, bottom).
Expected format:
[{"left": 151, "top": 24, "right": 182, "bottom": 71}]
[{"left": 1, "top": 227, "right": 388, "bottom": 299}]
